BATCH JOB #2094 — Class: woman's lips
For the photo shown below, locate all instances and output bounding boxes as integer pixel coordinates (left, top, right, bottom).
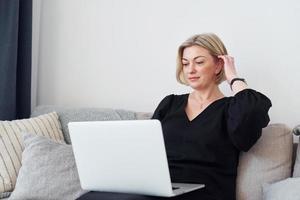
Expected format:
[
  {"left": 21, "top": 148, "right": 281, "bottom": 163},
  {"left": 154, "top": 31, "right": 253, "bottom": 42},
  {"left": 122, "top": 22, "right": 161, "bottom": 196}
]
[{"left": 188, "top": 77, "right": 199, "bottom": 81}]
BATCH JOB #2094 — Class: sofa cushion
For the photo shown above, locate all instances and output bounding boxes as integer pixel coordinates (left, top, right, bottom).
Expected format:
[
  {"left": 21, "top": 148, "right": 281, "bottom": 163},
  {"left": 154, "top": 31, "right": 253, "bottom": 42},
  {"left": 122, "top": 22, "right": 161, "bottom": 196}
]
[
  {"left": 9, "top": 133, "right": 87, "bottom": 200},
  {"left": 135, "top": 112, "right": 153, "bottom": 120},
  {"left": 0, "top": 112, "right": 64, "bottom": 195},
  {"left": 292, "top": 125, "right": 300, "bottom": 177},
  {"left": 31, "top": 106, "right": 136, "bottom": 144},
  {"left": 262, "top": 177, "right": 300, "bottom": 200},
  {"left": 236, "top": 123, "right": 292, "bottom": 200}
]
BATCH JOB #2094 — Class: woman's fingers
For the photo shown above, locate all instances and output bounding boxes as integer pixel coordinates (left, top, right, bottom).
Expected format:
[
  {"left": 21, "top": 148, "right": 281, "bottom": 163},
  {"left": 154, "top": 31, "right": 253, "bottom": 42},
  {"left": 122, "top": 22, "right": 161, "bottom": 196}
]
[
  {"left": 218, "top": 55, "right": 238, "bottom": 82},
  {"left": 218, "top": 55, "right": 234, "bottom": 62}
]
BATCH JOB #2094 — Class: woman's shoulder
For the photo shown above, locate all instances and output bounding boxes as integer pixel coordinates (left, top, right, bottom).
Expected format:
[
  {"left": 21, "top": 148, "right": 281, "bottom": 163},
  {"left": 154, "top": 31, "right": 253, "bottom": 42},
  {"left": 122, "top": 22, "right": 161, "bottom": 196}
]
[
  {"left": 163, "top": 93, "right": 188, "bottom": 99},
  {"left": 152, "top": 93, "right": 188, "bottom": 120},
  {"left": 157, "top": 93, "right": 188, "bottom": 109},
  {"left": 161, "top": 93, "right": 188, "bottom": 103}
]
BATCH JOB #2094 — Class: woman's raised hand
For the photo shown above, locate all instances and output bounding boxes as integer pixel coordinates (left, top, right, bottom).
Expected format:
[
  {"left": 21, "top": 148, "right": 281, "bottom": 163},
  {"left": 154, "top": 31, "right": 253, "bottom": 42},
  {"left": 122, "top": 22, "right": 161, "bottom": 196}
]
[{"left": 218, "top": 55, "right": 238, "bottom": 83}]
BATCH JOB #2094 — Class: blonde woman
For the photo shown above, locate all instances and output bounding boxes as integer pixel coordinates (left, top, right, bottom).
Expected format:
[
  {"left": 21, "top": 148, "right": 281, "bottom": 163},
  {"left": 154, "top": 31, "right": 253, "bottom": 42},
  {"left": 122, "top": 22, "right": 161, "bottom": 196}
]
[{"left": 78, "top": 33, "right": 272, "bottom": 200}]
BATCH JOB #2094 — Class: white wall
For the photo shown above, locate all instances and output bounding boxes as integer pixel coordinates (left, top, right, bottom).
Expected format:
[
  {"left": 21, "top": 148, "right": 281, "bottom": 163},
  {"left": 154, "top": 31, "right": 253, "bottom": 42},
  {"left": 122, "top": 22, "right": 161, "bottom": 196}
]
[{"left": 34, "top": 0, "right": 300, "bottom": 128}]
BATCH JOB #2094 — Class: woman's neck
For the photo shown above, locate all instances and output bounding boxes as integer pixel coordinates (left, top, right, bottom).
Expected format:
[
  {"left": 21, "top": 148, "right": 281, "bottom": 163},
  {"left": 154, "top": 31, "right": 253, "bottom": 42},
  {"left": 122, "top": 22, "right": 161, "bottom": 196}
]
[{"left": 191, "top": 85, "right": 224, "bottom": 103}]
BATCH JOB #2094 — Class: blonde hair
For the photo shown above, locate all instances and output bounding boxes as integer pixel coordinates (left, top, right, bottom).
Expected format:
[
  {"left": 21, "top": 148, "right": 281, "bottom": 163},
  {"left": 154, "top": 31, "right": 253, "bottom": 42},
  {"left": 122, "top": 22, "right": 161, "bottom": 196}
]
[{"left": 176, "top": 33, "right": 228, "bottom": 85}]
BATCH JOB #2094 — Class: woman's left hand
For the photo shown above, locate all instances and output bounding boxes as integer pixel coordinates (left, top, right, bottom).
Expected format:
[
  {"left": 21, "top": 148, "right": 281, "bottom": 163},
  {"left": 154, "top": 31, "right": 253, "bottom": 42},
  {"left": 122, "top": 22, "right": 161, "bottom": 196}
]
[{"left": 218, "top": 55, "right": 238, "bottom": 83}]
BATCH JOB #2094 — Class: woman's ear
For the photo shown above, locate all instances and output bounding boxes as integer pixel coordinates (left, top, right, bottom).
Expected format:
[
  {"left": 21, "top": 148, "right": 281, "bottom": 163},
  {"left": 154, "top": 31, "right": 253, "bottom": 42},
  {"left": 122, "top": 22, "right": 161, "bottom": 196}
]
[{"left": 215, "top": 58, "right": 223, "bottom": 74}]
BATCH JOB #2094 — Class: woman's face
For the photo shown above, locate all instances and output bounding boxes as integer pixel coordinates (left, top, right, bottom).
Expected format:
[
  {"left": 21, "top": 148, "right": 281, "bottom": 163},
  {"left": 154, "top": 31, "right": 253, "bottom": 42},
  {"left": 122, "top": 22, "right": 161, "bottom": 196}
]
[{"left": 182, "top": 45, "right": 221, "bottom": 90}]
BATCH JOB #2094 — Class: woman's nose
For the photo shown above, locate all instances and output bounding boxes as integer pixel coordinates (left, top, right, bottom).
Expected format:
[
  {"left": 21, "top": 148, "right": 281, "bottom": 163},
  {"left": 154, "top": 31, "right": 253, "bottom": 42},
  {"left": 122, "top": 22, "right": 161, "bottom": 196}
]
[{"left": 187, "top": 63, "right": 196, "bottom": 73}]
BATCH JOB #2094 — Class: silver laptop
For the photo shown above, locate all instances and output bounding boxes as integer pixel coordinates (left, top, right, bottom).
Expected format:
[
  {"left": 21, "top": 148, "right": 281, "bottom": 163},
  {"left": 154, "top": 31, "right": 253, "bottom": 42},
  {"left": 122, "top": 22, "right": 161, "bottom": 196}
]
[{"left": 68, "top": 120, "right": 204, "bottom": 197}]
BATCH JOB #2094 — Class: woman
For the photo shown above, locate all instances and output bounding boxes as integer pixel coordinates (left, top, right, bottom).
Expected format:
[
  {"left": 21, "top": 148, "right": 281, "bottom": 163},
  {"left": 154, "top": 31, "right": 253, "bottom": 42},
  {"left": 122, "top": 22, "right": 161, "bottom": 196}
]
[{"left": 78, "top": 33, "right": 272, "bottom": 200}]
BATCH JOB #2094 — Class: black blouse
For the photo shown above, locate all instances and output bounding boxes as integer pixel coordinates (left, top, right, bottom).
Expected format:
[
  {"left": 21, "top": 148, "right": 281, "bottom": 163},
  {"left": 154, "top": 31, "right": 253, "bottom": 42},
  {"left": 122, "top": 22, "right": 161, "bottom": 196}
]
[{"left": 151, "top": 89, "right": 272, "bottom": 200}]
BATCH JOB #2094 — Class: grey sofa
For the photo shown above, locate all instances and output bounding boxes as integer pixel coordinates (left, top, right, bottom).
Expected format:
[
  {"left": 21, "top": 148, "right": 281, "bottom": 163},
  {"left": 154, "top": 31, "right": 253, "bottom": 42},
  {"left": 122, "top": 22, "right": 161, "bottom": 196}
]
[{"left": 4, "top": 106, "right": 300, "bottom": 199}]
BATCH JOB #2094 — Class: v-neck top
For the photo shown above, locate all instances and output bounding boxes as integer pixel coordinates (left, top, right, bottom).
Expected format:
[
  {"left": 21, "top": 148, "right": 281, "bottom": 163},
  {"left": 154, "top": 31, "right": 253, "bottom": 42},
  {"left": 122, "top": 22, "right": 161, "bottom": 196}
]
[
  {"left": 151, "top": 89, "right": 272, "bottom": 200},
  {"left": 184, "top": 95, "right": 227, "bottom": 122}
]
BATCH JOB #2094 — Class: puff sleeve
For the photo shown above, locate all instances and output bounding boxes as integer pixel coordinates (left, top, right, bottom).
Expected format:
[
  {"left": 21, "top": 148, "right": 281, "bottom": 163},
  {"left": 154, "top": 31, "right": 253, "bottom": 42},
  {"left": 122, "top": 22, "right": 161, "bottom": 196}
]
[
  {"left": 226, "top": 89, "right": 272, "bottom": 152},
  {"left": 151, "top": 95, "right": 174, "bottom": 121}
]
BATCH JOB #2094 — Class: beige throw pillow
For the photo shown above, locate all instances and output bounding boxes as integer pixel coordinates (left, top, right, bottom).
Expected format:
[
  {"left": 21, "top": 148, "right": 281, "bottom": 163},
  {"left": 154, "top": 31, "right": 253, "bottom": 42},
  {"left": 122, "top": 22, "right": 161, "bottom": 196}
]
[
  {"left": 236, "top": 124, "right": 292, "bottom": 200},
  {"left": 0, "top": 112, "right": 65, "bottom": 194}
]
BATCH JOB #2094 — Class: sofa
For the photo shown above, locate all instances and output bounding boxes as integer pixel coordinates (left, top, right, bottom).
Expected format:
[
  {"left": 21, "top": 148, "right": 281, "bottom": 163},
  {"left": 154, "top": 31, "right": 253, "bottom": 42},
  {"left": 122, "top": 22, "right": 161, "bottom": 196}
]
[{"left": 1, "top": 105, "right": 300, "bottom": 200}]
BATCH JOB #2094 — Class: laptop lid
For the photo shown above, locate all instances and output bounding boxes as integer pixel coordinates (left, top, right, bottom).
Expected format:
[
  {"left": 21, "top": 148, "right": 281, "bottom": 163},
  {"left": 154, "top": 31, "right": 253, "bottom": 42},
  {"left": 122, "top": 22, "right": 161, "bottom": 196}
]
[{"left": 68, "top": 120, "right": 175, "bottom": 197}]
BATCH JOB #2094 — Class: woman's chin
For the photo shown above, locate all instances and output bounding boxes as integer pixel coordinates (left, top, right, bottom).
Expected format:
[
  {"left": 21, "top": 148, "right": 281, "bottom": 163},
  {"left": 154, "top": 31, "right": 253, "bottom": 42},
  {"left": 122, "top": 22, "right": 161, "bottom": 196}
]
[{"left": 188, "top": 82, "right": 203, "bottom": 89}]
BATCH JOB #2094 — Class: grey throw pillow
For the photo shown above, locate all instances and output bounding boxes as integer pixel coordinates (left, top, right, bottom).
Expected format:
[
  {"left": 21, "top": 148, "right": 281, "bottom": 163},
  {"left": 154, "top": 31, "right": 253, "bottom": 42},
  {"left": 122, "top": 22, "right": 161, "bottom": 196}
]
[
  {"left": 9, "top": 133, "right": 87, "bottom": 200},
  {"left": 263, "top": 178, "right": 300, "bottom": 200}
]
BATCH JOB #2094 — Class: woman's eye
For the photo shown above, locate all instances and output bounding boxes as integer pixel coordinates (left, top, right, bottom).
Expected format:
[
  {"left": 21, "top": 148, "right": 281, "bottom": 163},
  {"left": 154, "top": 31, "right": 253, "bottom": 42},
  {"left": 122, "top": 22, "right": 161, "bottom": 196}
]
[
  {"left": 182, "top": 63, "right": 188, "bottom": 67},
  {"left": 196, "top": 61, "right": 204, "bottom": 65}
]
